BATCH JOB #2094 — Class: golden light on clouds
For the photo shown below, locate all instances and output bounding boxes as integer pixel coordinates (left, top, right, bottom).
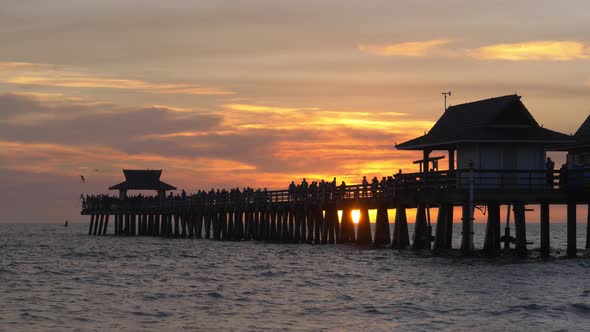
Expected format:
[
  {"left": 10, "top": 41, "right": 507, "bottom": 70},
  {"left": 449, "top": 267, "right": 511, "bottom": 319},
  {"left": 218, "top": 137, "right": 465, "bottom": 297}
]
[
  {"left": 467, "top": 40, "right": 590, "bottom": 61},
  {"left": 224, "top": 104, "right": 320, "bottom": 113},
  {"left": 358, "top": 39, "right": 452, "bottom": 57},
  {"left": 0, "top": 61, "right": 233, "bottom": 95}
]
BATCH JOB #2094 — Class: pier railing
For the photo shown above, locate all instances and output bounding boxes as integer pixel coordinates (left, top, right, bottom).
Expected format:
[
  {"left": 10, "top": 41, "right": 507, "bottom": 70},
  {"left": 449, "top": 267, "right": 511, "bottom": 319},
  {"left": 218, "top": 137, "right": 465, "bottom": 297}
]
[{"left": 82, "top": 168, "right": 590, "bottom": 213}]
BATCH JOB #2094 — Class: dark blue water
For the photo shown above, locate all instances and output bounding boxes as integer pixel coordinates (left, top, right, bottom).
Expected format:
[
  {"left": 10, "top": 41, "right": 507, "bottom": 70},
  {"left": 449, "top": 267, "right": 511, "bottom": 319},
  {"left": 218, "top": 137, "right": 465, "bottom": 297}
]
[{"left": 1, "top": 223, "right": 590, "bottom": 331}]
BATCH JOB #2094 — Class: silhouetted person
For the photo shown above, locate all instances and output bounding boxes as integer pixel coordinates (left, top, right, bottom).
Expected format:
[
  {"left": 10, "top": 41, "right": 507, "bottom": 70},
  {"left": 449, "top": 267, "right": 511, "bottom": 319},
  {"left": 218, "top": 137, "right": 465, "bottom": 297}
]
[
  {"left": 288, "top": 181, "right": 296, "bottom": 200},
  {"left": 371, "top": 176, "right": 378, "bottom": 197},
  {"left": 559, "top": 162, "right": 568, "bottom": 190},
  {"left": 362, "top": 176, "right": 368, "bottom": 198},
  {"left": 546, "top": 157, "right": 555, "bottom": 187}
]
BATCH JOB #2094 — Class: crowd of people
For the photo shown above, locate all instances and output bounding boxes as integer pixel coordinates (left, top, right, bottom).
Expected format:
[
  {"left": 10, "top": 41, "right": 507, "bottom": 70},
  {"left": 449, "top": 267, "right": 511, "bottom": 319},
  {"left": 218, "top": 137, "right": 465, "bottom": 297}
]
[{"left": 82, "top": 175, "right": 400, "bottom": 211}]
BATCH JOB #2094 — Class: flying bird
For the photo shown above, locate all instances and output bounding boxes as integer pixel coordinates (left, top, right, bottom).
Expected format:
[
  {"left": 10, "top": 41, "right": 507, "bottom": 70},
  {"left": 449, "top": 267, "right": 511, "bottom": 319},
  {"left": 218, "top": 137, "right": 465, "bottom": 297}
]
[{"left": 80, "top": 175, "right": 85, "bottom": 183}]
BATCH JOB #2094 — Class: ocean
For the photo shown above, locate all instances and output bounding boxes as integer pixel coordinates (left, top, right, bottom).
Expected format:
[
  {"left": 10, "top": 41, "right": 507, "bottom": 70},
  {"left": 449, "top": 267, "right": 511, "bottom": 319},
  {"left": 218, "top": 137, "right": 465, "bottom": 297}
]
[{"left": 1, "top": 222, "right": 590, "bottom": 331}]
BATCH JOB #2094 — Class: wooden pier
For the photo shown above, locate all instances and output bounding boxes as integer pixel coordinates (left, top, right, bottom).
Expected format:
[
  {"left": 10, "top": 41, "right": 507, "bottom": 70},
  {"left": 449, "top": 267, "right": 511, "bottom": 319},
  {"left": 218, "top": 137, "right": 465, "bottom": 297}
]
[{"left": 82, "top": 168, "right": 590, "bottom": 257}]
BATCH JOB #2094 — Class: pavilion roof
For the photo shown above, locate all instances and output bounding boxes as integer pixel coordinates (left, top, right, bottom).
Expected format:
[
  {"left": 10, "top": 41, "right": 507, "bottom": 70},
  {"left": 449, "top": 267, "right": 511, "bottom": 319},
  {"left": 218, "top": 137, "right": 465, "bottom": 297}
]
[
  {"left": 556, "top": 114, "right": 590, "bottom": 151},
  {"left": 396, "top": 95, "right": 573, "bottom": 150},
  {"left": 109, "top": 170, "right": 176, "bottom": 191}
]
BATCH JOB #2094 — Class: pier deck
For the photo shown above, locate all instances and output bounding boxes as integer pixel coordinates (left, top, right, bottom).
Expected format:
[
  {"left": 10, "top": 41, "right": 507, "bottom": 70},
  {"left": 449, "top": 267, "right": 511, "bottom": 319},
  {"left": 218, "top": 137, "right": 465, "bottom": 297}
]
[{"left": 82, "top": 168, "right": 590, "bottom": 257}]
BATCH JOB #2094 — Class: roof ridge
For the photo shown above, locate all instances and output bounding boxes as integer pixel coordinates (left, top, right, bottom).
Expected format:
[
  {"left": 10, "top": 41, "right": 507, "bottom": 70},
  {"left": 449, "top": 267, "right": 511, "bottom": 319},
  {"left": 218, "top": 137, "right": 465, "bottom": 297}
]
[{"left": 447, "top": 94, "right": 519, "bottom": 111}]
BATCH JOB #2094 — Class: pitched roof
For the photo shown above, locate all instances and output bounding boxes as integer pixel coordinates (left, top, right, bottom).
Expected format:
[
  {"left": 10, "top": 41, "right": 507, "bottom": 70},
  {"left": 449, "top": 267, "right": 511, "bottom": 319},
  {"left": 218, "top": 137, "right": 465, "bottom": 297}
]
[
  {"left": 109, "top": 170, "right": 176, "bottom": 191},
  {"left": 556, "top": 114, "right": 590, "bottom": 150},
  {"left": 396, "top": 95, "right": 573, "bottom": 150}
]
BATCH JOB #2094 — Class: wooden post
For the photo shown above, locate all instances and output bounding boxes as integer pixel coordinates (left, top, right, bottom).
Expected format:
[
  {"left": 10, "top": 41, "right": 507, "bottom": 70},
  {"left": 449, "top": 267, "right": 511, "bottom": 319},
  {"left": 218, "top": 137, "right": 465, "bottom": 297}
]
[
  {"left": 540, "top": 203, "right": 550, "bottom": 256},
  {"left": 217, "top": 210, "right": 224, "bottom": 240},
  {"left": 503, "top": 204, "right": 511, "bottom": 249},
  {"left": 168, "top": 214, "right": 174, "bottom": 237},
  {"left": 160, "top": 214, "right": 166, "bottom": 237},
  {"left": 93, "top": 214, "right": 102, "bottom": 235},
  {"left": 373, "top": 205, "right": 391, "bottom": 246},
  {"left": 113, "top": 215, "right": 118, "bottom": 235},
  {"left": 340, "top": 208, "right": 355, "bottom": 243},
  {"left": 327, "top": 207, "right": 338, "bottom": 244},
  {"left": 567, "top": 202, "right": 577, "bottom": 258},
  {"left": 180, "top": 214, "right": 187, "bottom": 238},
  {"left": 322, "top": 205, "right": 330, "bottom": 244},
  {"left": 412, "top": 204, "right": 429, "bottom": 250},
  {"left": 97, "top": 214, "right": 105, "bottom": 235},
  {"left": 445, "top": 205, "right": 453, "bottom": 249},
  {"left": 293, "top": 207, "right": 301, "bottom": 243},
  {"left": 280, "top": 209, "right": 289, "bottom": 242},
  {"left": 88, "top": 214, "right": 95, "bottom": 235},
  {"left": 102, "top": 215, "right": 110, "bottom": 235},
  {"left": 314, "top": 207, "right": 322, "bottom": 244},
  {"left": 204, "top": 209, "right": 211, "bottom": 239},
  {"left": 483, "top": 202, "right": 500, "bottom": 257},
  {"left": 448, "top": 149, "right": 455, "bottom": 171},
  {"left": 251, "top": 210, "right": 258, "bottom": 240},
  {"left": 146, "top": 214, "right": 152, "bottom": 236},
  {"left": 433, "top": 204, "right": 448, "bottom": 254},
  {"left": 357, "top": 207, "right": 372, "bottom": 245},
  {"left": 137, "top": 214, "right": 143, "bottom": 236},
  {"left": 153, "top": 214, "right": 160, "bottom": 236},
  {"left": 306, "top": 208, "right": 314, "bottom": 243},
  {"left": 460, "top": 204, "right": 473, "bottom": 255},
  {"left": 124, "top": 214, "right": 130, "bottom": 235},
  {"left": 274, "top": 209, "right": 282, "bottom": 241},
  {"left": 226, "top": 210, "right": 234, "bottom": 240},
  {"left": 300, "top": 208, "right": 307, "bottom": 243},
  {"left": 196, "top": 211, "right": 203, "bottom": 238},
  {"left": 288, "top": 208, "right": 295, "bottom": 241},
  {"left": 132, "top": 214, "right": 136, "bottom": 236},
  {"left": 513, "top": 202, "right": 527, "bottom": 257},
  {"left": 273, "top": 209, "right": 280, "bottom": 241},
  {"left": 392, "top": 206, "right": 410, "bottom": 249},
  {"left": 237, "top": 210, "right": 245, "bottom": 241}
]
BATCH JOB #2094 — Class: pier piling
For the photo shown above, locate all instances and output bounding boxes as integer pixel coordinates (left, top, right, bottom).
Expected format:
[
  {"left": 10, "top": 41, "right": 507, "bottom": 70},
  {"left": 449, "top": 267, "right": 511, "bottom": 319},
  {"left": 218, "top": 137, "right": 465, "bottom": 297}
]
[
  {"left": 567, "top": 202, "right": 577, "bottom": 258},
  {"left": 540, "top": 203, "right": 550, "bottom": 256}
]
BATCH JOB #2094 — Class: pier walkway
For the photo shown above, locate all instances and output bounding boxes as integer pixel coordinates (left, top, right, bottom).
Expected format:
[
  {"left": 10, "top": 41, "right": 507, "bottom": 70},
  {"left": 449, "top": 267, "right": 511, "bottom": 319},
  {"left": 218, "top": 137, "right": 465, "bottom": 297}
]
[{"left": 82, "top": 168, "right": 590, "bottom": 258}]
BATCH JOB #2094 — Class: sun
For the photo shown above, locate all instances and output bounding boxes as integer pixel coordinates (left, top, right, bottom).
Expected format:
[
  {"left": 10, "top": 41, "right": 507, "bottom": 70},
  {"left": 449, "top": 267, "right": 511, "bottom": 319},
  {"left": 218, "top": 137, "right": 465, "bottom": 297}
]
[{"left": 351, "top": 210, "right": 360, "bottom": 224}]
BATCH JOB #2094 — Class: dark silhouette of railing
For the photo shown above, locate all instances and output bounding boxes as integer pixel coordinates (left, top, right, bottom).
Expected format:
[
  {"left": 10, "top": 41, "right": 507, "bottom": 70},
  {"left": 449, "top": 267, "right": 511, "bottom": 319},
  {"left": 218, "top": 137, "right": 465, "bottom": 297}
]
[{"left": 82, "top": 168, "right": 590, "bottom": 213}]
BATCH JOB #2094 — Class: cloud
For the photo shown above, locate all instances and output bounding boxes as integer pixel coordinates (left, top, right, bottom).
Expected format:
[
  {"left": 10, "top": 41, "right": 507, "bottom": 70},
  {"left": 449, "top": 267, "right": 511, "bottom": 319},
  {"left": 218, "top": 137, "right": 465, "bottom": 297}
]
[
  {"left": 0, "top": 61, "right": 233, "bottom": 95},
  {"left": 358, "top": 39, "right": 452, "bottom": 57},
  {"left": 467, "top": 40, "right": 590, "bottom": 61},
  {"left": 224, "top": 103, "right": 320, "bottom": 113},
  {"left": 0, "top": 93, "right": 431, "bottom": 195},
  {"left": 0, "top": 93, "right": 223, "bottom": 144}
]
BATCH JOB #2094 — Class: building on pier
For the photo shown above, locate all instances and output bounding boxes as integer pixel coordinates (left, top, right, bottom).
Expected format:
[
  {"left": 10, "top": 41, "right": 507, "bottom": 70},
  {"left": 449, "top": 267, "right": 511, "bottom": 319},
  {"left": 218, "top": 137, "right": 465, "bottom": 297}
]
[
  {"left": 395, "top": 95, "right": 573, "bottom": 187},
  {"left": 562, "top": 114, "right": 590, "bottom": 168},
  {"left": 109, "top": 169, "right": 176, "bottom": 199}
]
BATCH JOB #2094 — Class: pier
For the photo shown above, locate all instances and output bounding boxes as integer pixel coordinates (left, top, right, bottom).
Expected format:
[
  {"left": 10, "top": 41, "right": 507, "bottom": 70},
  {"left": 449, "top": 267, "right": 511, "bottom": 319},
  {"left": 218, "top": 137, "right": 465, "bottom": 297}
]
[
  {"left": 82, "top": 95, "right": 590, "bottom": 257},
  {"left": 82, "top": 168, "right": 590, "bottom": 257}
]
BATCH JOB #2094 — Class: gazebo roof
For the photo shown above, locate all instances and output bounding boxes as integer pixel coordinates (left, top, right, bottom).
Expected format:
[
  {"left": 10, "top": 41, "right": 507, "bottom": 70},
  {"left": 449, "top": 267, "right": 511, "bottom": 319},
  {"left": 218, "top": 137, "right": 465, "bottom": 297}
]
[
  {"left": 396, "top": 95, "right": 573, "bottom": 150},
  {"left": 109, "top": 170, "right": 176, "bottom": 191}
]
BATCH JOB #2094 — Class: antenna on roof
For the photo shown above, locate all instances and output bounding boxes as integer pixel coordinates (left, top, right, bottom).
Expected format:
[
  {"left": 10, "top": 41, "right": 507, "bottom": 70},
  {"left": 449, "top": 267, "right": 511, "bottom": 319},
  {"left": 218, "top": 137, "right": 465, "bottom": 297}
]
[{"left": 442, "top": 91, "right": 452, "bottom": 111}]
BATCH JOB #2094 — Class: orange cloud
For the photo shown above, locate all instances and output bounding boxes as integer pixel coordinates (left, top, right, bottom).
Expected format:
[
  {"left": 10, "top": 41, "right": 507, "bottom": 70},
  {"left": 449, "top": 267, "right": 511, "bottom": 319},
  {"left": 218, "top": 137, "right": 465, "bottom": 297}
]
[
  {"left": 358, "top": 39, "right": 452, "bottom": 57},
  {"left": 0, "top": 140, "right": 255, "bottom": 178},
  {"left": 0, "top": 61, "right": 233, "bottom": 95},
  {"left": 467, "top": 40, "right": 590, "bottom": 61},
  {"left": 224, "top": 103, "right": 320, "bottom": 113}
]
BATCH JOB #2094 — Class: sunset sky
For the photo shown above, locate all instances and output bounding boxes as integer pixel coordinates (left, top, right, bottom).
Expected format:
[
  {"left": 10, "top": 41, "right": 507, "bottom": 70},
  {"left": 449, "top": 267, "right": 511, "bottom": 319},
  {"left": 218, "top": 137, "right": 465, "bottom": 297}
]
[{"left": 1, "top": 1, "right": 590, "bottom": 222}]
